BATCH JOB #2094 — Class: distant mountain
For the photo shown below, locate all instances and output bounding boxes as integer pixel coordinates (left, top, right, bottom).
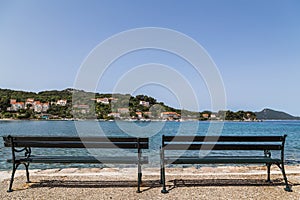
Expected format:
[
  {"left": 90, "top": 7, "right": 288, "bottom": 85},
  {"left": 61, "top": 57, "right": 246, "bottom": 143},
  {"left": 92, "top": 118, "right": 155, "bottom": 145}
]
[{"left": 255, "top": 108, "right": 300, "bottom": 120}]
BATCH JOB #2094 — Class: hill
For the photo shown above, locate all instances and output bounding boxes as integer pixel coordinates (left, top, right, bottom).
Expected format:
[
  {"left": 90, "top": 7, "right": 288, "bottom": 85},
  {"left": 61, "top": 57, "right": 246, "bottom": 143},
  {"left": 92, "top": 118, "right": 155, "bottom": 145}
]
[
  {"left": 0, "top": 88, "right": 257, "bottom": 121},
  {"left": 255, "top": 108, "right": 300, "bottom": 120},
  {"left": 0, "top": 88, "right": 185, "bottom": 120}
]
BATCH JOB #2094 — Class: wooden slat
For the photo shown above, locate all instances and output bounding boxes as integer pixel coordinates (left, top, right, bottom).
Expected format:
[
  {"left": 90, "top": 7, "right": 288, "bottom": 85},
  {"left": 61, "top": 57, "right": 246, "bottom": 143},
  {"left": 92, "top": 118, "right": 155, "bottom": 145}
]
[
  {"left": 163, "top": 144, "right": 282, "bottom": 150},
  {"left": 2, "top": 136, "right": 149, "bottom": 149},
  {"left": 163, "top": 135, "right": 285, "bottom": 142},
  {"left": 12, "top": 141, "right": 148, "bottom": 149},
  {"left": 3, "top": 136, "right": 148, "bottom": 142},
  {"left": 164, "top": 156, "right": 281, "bottom": 164},
  {"left": 9, "top": 156, "right": 149, "bottom": 164}
]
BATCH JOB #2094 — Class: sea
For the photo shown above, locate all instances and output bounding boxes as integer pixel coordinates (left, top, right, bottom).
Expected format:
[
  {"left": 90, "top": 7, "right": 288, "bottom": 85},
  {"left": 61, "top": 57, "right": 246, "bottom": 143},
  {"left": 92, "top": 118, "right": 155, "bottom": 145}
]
[{"left": 0, "top": 120, "right": 299, "bottom": 170}]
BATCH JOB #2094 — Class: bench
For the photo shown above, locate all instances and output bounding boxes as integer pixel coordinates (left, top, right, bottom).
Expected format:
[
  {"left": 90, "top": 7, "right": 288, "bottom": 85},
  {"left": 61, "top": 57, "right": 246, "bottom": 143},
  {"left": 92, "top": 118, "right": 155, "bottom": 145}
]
[
  {"left": 3, "top": 135, "right": 149, "bottom": 193},
  {"left": 160, "top": 135, "right": 292, "bottom": 193}
]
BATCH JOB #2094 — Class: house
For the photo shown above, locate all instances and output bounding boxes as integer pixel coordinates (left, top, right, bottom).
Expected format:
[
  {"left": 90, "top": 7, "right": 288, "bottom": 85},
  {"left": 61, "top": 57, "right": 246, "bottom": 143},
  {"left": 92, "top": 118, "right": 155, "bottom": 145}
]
[
  {"left": 29, "top": 101, "right": 50, "bottom": 113},
  {"left": 143, "top": 111, "right": 152, "bottom": 118},
  {"left": 96, "top": 98, "right": 109, "bottom": 104},
  {"left": 42, "top": 102, "right": 49, "bottom": 112},
  {"left": 10, "top": 102, "right": 25, "bottom": 111},
  {"left": 25, "top": 98, "right": 35, "bottom": 108},
  {"left": 57, "top": 100, "right": 67, "bottom": 106},
  {"left": 210, "top": 114, "right": 217, "bottom": 120},
  {"left": 201, "top": 113, "right": 210, "bottom": 119},
  {"left": 139, "top": 101, "right": 150, "bottom": 107},
  {"left": 10, "top": 99, "right": 17, "bottom": 104},
  {"left": 160, "top": 112, "right": 180, "bottom": 120},
  {"left": 108, "top": 112, "right": 120, "bottom": 118},
  {"left": 136, "top": 112, "right": 143, "bottom": 119},
  {"left": 33, "top": 101, "right": 42, "bottom": 113}
]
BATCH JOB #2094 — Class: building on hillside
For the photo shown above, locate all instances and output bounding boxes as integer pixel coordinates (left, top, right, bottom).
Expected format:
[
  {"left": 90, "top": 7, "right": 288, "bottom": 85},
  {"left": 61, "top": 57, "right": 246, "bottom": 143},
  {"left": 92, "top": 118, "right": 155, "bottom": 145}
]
[
  {"left": 25, "top": 98, "right": 35, "bottom": 108},
  {"left": 210, "top": 114, "right": 217, "bottom": 120},
  {"left": 139, "top": 101, "right": 150, "bottom": 107},
  {"left": 160, "top": 112, "right": 180, "bottom": 120},
  {"left": 42, "top": 102, "right": 50, "bottom": 112},
  {"left": 108, "top": 112, "right": 120, "bottom": 118},
  {"left": 10, "top": 99, "right": 17, "bottom": 104},
  {"left": 8, "top": 99, "right": 50, "bottom": 113},
  {"left": 96, "top": 98, "right": 109, "bottom": 104},
  {"left": 9, "top": 102, "right": 25, "bottom": 111},
  {"left": 136, "top": 112, "right": 143, "bottom": 119},
  {"left": 33, "top": 101, "right": 42, "bottom": 113},
  {"left": 57, "top": 100, "right": 67, "bottom": 106},
  {"left": 201, "top": 113, "right": 210, "bottom": 119},
  {"left": 143, "top": 111, "right": 152, "bottom": 118}
]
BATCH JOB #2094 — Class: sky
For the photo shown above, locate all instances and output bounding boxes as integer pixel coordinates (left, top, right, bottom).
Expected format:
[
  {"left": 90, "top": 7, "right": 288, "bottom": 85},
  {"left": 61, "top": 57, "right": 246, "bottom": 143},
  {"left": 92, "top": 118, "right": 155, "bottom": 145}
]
[{"left": 0, "top": 0, "right": 299, "bottom": 115}]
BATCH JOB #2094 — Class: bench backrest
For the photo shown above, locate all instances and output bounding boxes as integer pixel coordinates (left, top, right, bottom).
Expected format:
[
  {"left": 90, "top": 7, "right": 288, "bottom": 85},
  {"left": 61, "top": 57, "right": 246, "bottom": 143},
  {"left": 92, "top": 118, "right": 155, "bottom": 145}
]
[
  {"left": 162, "top": 135, "right": 286, "bottom": 151},
  {"left": 3, "top": 135, "right": 149, "bottom": 149}
]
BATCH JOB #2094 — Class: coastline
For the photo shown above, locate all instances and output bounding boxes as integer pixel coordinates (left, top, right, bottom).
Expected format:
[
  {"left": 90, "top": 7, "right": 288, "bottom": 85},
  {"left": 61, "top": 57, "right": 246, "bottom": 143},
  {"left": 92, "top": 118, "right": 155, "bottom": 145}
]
[{"left": 2, "top": 118, "right": 300, "bottom": 122}]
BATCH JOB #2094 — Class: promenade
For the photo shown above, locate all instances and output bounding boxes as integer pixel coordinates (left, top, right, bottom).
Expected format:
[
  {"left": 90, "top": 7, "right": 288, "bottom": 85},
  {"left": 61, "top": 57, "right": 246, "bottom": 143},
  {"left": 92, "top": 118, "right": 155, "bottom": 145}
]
[{"left": 1, "top": 165, "right": 300, "bottom": 200}]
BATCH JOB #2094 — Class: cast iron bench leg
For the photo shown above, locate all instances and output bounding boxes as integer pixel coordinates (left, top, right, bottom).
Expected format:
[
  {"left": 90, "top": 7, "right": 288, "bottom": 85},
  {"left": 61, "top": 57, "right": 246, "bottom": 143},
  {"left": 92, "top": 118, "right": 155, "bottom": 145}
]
[
  {"left": 24, "top": 163, "right": 31, "bottom": 183},
  {"left": 159, "top": 150, "right": 163, "bottom": 184},
  {"left": 161, "top": 164, "right": 168, "bottom": 193},
  {"left": 159, "top": 167, "right": 163, "bottom": 184},
  {"left": 136, "top": 162, "right": 142, "bottom": 193},
  {"left": 7, "top": 163, "right": 20, "bottom": 192},
  {"left": 160, "top": 147, "right": 168, "bottom": 193},
  {"left": 278, "top": 163, "right": 292, "bottom": 192},
  {"left": 137, "top": 172, "right": 142, "bottom": 193},
  {"left": 266, "top": 164, "right": 271, "bottom": 182}
]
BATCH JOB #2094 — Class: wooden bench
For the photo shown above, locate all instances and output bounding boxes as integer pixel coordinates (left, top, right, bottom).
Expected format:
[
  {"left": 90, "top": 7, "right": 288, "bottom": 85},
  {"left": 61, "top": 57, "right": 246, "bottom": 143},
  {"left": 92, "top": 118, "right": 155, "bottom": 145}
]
[
  {"left": 3, "top": 135, "right": 149, "bottom": 193},
  {"left": 160, "top": 135, "right": 292, "bottom": 193}
]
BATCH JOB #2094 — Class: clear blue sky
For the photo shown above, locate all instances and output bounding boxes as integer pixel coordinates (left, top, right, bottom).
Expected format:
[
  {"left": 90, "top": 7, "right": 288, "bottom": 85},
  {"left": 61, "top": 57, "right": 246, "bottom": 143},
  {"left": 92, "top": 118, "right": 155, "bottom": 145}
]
[{"left": 0, "top": 0, "right": 299, "bottom": 115}]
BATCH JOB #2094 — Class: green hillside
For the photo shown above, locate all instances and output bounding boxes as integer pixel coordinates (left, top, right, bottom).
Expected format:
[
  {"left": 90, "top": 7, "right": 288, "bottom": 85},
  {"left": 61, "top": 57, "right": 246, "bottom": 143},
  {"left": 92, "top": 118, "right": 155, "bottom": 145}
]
[{"left": 0, "top": 88, "right": 257, "bottom": 121}]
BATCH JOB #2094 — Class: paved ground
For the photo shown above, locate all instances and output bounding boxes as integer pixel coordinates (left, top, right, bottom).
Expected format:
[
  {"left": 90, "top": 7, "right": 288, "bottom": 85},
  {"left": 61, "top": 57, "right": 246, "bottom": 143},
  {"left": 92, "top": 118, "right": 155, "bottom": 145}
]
[{"left": 1, "top": 166, "right": 299, "bottom": 200}]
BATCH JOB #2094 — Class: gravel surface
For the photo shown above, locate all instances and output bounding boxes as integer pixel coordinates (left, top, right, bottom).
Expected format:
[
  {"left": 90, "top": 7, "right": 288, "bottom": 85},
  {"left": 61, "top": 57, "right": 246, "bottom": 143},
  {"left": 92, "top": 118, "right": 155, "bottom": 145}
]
[{"left": 1, "top": 166, "right": 299, "bottom": 200}]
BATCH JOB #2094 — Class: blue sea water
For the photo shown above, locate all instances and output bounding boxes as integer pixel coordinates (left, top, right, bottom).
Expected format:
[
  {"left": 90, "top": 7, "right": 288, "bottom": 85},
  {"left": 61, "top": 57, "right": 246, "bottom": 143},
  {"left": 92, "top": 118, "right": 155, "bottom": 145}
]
[{"left": 0, "top": 120, "right": 299, "bottom": 170}]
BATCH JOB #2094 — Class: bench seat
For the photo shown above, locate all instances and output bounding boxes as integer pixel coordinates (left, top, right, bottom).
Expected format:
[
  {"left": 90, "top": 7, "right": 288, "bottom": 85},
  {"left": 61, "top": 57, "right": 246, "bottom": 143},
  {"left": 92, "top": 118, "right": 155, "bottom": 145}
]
[
  {"left": 9, "top": 156, "right": 149, "bottom": 164},
  {"left": 164, "top": 156, "right": 281, "bottom": 164}
]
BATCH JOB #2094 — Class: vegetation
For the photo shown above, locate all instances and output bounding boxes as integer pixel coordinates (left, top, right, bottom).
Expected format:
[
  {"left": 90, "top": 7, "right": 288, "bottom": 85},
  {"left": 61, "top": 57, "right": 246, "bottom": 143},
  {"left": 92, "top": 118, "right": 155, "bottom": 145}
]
[
  {"left": 255, "top": 108, "right": 300, "bottom": 120},
  {"left": 0, "top": 88, "right": 257, "bottom": 121}
]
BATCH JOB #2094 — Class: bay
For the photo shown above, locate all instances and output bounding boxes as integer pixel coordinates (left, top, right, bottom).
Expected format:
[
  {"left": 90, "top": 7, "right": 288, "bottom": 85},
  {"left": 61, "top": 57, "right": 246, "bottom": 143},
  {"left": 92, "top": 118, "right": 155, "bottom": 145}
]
[{"left": 0, "top": 120, "right": 299, "bottom": 170}]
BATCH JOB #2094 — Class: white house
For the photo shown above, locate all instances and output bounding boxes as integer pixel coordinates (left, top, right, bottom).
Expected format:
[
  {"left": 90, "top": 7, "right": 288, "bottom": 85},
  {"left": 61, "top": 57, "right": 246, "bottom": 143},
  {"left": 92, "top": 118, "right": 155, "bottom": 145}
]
[
  {"left": 136, "top": 112, "right": 143, "bottom": 119},
  {"left": 108, "top": 112, "right": 120, "bottom": 118},
  {"left": 96, "top": 98, "right": 109, "bottom": 104},
  {"left": 33, "top": 101, "right": 43, "bottom": 113},
  {"left": 57, "top": 100, "right": 67, "bottom": 106},
  {"left": 42, "top": 103, "right": 49, "bottom": 112},
  {"left": 139, "top": 101, "right": 150, "bottom": 107},
  {"left": 10, "top": 102, "right": 25, "bottom": 111}
]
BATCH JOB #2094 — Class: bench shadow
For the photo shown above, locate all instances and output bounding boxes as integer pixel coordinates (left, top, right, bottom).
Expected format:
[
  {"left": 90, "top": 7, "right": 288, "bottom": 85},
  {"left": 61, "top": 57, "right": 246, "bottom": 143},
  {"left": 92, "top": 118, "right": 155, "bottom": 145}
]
[
  {"left": 167, "top": 178, "right": 299, "bottom": 192},
  {"left": 29, "top": 179, "right": 161, "bottom": 192},
  {"left": 21, "top": 178, "right": 300, "bottom": 193}
]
